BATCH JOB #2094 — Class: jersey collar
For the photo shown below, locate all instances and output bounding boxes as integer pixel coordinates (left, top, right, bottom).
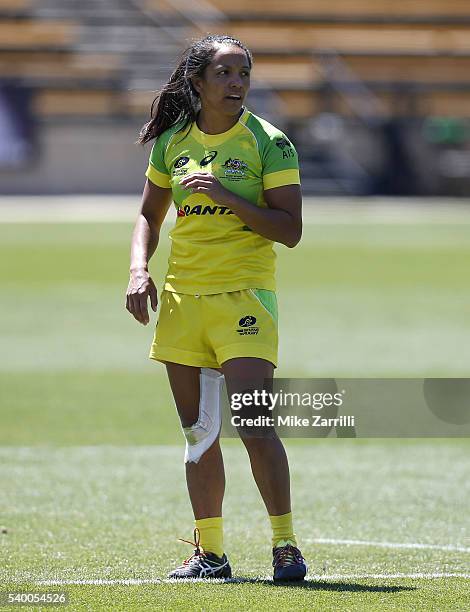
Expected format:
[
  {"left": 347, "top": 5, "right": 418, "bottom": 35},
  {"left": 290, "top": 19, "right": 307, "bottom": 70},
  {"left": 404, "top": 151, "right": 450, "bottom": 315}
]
[{"left": 190, "top": 107, "right": 250, "bottom": 146}]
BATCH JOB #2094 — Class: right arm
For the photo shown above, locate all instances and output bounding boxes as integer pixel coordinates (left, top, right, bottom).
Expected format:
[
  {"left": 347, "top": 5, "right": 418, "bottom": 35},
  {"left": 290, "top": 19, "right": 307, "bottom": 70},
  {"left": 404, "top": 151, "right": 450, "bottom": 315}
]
[{"left": 126, "top": 178, "right": 172, "bottom": 325}]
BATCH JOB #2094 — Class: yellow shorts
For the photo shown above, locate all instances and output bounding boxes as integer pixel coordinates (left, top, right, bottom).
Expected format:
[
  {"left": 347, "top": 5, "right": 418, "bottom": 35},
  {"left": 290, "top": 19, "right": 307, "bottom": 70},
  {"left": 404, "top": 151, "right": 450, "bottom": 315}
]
[{"left": 149, "top": 289, "right": 278, "bottom": 368}]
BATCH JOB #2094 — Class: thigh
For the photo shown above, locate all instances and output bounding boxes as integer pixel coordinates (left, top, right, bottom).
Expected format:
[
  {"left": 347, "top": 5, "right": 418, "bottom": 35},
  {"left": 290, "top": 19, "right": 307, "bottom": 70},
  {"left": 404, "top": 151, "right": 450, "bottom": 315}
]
[
  {"left": 222, "top": 357, "right": 274, "bottom": 381},
  {"left": 222, "top": 357, "right": 274, "bottom": 402},
  {"left": 166, "top": 362, "right": 201, "bottom": 427}
]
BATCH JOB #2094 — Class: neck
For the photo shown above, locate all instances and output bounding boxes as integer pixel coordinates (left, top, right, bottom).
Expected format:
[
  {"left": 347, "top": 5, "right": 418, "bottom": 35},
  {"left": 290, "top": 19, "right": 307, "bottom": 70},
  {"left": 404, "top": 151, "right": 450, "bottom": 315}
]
[{"left": 197, "top": 107, "right": 242, "bottom": 135}]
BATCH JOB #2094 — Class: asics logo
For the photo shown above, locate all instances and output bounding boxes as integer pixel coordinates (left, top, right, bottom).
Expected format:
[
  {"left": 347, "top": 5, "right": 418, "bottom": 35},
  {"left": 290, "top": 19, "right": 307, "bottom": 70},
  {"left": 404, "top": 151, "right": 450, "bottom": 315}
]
[
  {"left": 200, "top": 151, "right": 218, "bottom": 166},
  {"left": 199, "top": 560, "right": 229, "bottom": 577}
]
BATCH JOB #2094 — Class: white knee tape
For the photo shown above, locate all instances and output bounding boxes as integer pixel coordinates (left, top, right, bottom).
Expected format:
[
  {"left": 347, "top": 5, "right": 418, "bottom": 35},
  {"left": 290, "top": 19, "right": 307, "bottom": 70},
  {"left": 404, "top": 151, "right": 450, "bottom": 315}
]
[{"left": 183, "top": 368, "right": 224, "bottom": 464}]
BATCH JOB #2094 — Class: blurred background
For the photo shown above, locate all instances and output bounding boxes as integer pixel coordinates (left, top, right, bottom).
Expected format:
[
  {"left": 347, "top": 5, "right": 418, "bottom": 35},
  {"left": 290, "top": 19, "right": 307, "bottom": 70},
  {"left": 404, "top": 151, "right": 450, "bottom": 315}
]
[{"left": 2, "top": 0, "right": 470, "bottom": 196}]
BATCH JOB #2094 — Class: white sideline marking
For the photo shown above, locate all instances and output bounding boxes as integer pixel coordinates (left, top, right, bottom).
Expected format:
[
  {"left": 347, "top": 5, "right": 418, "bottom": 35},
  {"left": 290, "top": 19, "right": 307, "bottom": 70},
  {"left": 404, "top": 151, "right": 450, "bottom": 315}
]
[
  {"left": 35, "top": 573, "right": 470, "bottom": 585},
  {"left": 30, "top": 539, "right": 470, "bottom": 586},
  {"left": 309, "top": 573, "right": 470, "bottom": 580},
  {"left": 309, "top": 538, "right": 470, "bottom": 554}
]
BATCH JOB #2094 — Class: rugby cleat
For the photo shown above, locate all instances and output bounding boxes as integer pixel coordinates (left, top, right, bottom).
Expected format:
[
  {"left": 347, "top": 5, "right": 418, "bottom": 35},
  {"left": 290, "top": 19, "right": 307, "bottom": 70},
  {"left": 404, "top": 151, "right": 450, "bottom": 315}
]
[
  {"left": 272, "top": 541, "right": 307, "bottom": 582},
  {"left": 168, "top": 528, "right": 232, "bottom": 579}
]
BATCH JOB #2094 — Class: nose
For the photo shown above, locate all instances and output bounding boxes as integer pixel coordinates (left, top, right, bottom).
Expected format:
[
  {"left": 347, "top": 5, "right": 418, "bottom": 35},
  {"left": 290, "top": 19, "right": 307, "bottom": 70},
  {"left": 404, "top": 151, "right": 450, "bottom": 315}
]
[{"left": 229, "top": 74, "right": 244, "bottom": 90}]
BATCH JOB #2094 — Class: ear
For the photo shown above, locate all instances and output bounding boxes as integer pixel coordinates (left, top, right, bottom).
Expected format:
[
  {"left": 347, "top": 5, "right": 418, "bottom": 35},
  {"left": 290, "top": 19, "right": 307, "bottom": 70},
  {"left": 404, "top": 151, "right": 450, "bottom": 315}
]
[{"left": 190, "top": 76, "right": 202, "bottom": 96}]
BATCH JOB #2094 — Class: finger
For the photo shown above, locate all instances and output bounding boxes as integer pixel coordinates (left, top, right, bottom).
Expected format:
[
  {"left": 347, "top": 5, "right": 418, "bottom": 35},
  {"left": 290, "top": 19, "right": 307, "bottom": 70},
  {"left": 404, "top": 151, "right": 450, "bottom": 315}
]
[
  {"left": 181, "top": 171, "right": 211, "bottom": 179},
  {"left": 138, "top": 291, "right": 150, "bottom": 324},
  {"left": 181, "top": 177, "right": 212, "bottom": 186},
  {"left": 181, "top": 179, "right": 212, "bottom": 190},
  {"left": 130, "top": 292, "right": 145, "bottom": 324},
  {"left": 136, "top": 290, "right": 150, "bottom": 324},
  {"left": 149, "top": 280, "right": 158, "bottom": 312},
  {"left": 126, "top": 292, "right": 139, "bottom": 318},
  {"left": 180, "top": 173, "right": 212, "bottom": 185},
  {"left": 128, "top": 293, "right": 140, "bottom": 322},
  {"left": 184, "top": 186, "right": 211, "bottom": 194}
]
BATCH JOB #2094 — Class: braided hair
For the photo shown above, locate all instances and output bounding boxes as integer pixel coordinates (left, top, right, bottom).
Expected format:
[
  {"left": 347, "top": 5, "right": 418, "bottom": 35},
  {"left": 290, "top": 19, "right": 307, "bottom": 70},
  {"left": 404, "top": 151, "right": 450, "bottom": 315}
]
[{"left": 138, "top": 34, "right": 252, "bottom": 145}]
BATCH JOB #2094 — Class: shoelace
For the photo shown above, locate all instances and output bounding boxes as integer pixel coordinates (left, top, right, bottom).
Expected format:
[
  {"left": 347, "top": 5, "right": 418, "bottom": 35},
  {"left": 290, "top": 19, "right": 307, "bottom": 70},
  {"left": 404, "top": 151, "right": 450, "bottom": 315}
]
[
  {"left": 273, "top": 544, "right": 303, "bottom": 567},
  {"left": 178, "top": 528, "right": 205, "bottom": 566}
]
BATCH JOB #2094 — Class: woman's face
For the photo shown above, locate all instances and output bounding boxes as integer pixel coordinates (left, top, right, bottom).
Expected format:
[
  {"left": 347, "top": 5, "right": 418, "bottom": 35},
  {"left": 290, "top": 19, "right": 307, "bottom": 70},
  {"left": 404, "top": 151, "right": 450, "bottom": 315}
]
[{"left": 192, "top": 44, "right": 251, "bottom": 117}]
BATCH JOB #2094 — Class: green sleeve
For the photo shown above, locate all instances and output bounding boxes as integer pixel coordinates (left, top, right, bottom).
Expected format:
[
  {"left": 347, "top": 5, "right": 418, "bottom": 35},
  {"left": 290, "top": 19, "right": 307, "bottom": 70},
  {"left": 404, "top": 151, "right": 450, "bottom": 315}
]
[
  {"left": 145, "top": 135, "right": 171, "bottom": 188},
  {"left": 262, "top": 132, "right": 300, "bottom": 190}
]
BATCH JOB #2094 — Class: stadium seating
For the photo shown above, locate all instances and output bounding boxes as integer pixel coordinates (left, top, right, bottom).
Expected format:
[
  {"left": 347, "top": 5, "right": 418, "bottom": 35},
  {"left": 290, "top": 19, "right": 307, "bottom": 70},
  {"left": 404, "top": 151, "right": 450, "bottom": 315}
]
[
  {"left": 0, "top": 51, "right": 120, "bottom": 79},
  {"left": 33, "top": 89, "right": 121, "bottom": 116},
  {"left": 2, "top": 0, "right": 470, "bottom": 119},
  {"left": 0, "top": 1, "right": 183, "bottom": 118},
  {"left": 276, "top": 88, "right": 470, "bottom": 119},
  {"left": 185, "top": 1, "right": 470, "bottom": 120},
  {"left": 207, "top": 0, "right": 470, "bottom": 18},
  {"left": 1, "top": 0, "right": 469, "bottom": 195},
  {"left": 203, "top": 22, "right": 470, "bottom": 53},
  {"left": 0, "top": 0, "right": 31, "bottom": 10},
  {"left": 253, "top": 55, "right": 470, "bottom": 86},
  {"left": 0, "top": 18, "right": 76, "bottom": 48}
]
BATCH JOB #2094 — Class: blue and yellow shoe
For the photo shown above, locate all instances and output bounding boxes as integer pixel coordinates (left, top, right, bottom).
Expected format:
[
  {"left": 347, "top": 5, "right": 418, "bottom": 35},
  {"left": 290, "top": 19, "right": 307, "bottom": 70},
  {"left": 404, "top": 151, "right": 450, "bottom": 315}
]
[
  {"left": 272, "top": 541, "right": 307, "bottom": 582},
  {"left": 168, "top": 529, "right": 232, "bottom": 579}
]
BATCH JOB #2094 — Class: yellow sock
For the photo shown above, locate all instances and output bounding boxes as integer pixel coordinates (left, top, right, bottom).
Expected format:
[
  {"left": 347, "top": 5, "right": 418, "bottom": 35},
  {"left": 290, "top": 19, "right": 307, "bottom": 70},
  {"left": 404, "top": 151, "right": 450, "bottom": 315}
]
[
  {"left": 194, "top": 517, "right": 224, "bottom": 558},
  {"left": 269, "top": 512, "right": 297, "bottom": 549}
]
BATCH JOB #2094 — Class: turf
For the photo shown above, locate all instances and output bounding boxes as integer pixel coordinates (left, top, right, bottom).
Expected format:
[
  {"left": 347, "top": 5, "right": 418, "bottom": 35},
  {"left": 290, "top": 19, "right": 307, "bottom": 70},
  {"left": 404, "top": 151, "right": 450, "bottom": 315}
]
[
  {"left": 0, "top": 202, "right": 469, "bottom": 610},
  {"left": 1, "top": 444, "right": 469, "bottom": 610},
  {"left": 2, "top": 213, "right": 470, "bottom": 444}
]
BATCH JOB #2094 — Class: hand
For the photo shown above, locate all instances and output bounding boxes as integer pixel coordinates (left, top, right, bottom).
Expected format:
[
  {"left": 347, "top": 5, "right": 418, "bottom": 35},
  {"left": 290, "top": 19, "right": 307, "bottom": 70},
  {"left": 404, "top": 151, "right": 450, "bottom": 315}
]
[
  {"left": 126, "top": 268, "right": 157, "bottom": 325},
  {"left": 179, "top": 172, "right": 231, "bottom": 204}
]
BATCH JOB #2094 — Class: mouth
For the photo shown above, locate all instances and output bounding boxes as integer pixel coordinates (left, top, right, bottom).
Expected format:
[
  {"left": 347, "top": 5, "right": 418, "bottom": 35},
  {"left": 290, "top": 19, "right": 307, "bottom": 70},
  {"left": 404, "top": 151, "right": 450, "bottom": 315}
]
[{"left": 225, "top": 94, "right": 242, "bottom": 101}]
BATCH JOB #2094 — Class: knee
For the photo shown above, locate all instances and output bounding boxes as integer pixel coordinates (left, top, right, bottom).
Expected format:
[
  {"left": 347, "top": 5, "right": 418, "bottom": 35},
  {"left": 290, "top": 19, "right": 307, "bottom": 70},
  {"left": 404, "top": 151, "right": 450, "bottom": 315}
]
[
  {"left": 182, "top": 368, "right": 224, "bottom": 464},
  {"left": 180, "top": 415, "right": 198, "bottom": 428},
  {"left": 238, "top": 428, "right": 278, "bottom": 451}
]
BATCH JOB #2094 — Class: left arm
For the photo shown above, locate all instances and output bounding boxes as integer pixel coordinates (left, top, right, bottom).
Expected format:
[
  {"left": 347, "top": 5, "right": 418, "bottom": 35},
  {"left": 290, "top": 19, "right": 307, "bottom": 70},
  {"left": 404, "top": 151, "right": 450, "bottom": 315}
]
[{"left": 179, "top": 172, "right": 302, "bottom": 248}]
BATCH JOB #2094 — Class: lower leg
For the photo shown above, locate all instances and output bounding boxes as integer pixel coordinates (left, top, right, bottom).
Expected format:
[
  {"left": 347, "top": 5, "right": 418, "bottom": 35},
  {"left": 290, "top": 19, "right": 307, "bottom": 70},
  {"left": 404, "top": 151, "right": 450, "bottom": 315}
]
[
  {"left": 221, "top": 357, "right": 297, "bottom": 547},
  {"left": 185, "top": 437, "right": 226, "bottom": 557},
  {"left": 242, "top": 434, "right": 291, "bottom": 516},
  {"left": 185, "top": 438, "right": 225, "bottom": 519},
  {"left": 166, "top": 363, "right": 226, "bottom": 555},
  {"left": 243, "top": 436, "right": 297, "bottom": 548}
]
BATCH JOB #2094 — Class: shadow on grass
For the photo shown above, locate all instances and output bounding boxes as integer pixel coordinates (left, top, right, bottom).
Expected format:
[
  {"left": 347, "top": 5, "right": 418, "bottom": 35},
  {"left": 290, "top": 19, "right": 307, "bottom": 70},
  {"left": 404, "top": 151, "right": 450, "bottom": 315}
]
[{"left": 226, "top": 578, "right": 416, "bottom": 593}]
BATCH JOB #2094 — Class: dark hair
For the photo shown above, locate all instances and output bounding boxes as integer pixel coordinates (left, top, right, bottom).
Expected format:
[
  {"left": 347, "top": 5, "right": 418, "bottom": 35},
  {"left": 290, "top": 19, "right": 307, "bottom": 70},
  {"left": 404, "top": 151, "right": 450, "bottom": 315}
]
[{"left": 138, "top": 34, "right": 252, "bottom": 145}]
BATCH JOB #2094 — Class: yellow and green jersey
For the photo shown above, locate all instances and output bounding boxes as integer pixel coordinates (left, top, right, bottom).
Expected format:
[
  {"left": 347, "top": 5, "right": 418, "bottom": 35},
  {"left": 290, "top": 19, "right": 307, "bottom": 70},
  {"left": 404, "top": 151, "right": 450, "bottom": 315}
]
[{"left": 145, "top": 107, "right": 300, "bottom": 295}]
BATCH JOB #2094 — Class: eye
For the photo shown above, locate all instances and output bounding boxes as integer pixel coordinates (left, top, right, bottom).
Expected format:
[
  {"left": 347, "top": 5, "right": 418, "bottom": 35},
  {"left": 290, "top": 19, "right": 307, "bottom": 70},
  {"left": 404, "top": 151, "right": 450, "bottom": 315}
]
[
  {"left": 241, "top": 71, "right": 250, "bottom": 77},
  {"left": 218, "top": 70, "right": 228, "bottom": 75}
]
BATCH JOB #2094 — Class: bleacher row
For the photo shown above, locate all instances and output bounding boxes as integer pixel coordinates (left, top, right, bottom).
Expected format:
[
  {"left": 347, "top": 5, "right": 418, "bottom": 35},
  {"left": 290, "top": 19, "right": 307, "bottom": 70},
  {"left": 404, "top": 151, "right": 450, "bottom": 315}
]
[{"left": 2, "top": 0, "right": 470, "bottom": 119}]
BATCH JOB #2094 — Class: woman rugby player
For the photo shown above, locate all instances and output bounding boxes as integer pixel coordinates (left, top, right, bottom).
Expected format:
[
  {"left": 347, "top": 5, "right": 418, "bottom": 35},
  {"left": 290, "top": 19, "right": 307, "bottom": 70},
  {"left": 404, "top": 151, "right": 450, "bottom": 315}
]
[{"left": 126, "top": 34, "right": 306, "bottom": 581}]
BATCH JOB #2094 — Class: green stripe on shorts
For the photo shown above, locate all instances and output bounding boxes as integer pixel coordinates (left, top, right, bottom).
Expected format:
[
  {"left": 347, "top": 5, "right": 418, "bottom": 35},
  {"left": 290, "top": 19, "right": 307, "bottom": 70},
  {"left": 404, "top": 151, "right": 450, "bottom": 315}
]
[{"left": 251, "top": 289, "right": 278, "bottom": 323}]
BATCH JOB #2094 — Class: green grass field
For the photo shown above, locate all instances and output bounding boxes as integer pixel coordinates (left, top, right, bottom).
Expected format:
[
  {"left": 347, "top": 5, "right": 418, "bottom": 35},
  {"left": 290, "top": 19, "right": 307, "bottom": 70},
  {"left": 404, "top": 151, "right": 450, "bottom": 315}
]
[{"left": 1, "top": 198, "right": 469, "bottom": 610}]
